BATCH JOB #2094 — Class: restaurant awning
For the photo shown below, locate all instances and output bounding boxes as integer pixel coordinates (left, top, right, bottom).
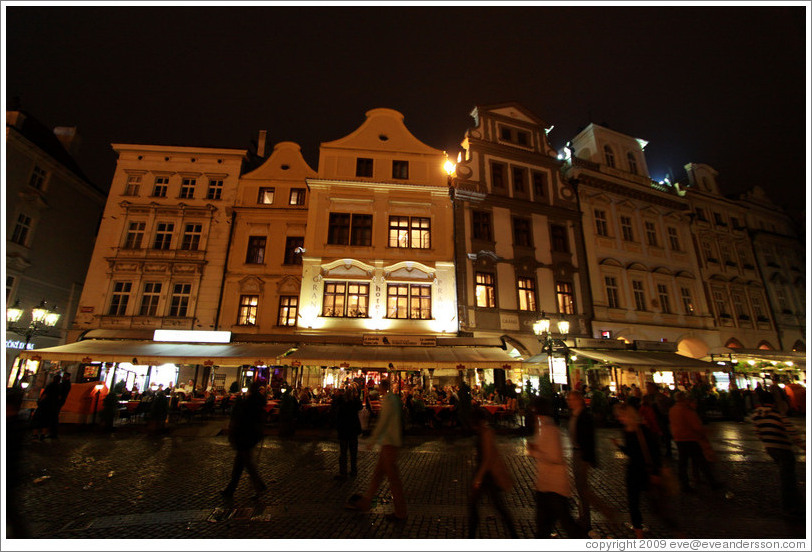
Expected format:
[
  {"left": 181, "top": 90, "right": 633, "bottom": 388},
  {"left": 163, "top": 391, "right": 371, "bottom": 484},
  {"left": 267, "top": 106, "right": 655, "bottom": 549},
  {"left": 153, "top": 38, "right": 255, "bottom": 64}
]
[
  {"left": 568, "top": 348, "right": 716, "bottom": 371},
  {"left": 280, "top": 344, "right": 522, "bottom": 370},
  {"left": 18, "top": 340, "right": 297, "bottom": 366}
]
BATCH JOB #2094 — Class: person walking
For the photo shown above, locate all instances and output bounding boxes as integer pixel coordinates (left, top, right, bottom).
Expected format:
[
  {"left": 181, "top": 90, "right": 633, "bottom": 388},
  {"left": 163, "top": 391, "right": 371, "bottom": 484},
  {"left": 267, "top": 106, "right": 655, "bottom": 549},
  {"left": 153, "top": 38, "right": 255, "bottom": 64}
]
[
  {"left": 32, "top": 374, "right": 61, "bottom": 440},
  {"left": 468, "top": 408, "right": 518, "bottom": 538},
  {"left": 567, "top": 390, "right": 616, "bottom": 534},
  {"left": 751, "top": 392, "right": 804, "bottom": 518},
  {"left": 220, "top": 381, "right": 267, "bottom": 500},
  {"left": 527, "top": 397, "right": 585, "bottom": 539},
  {"left": 345, "top": 378, "right": 406, "bottom": 521},
  {"left": 645, "top": 382, "right": 673, "bottom": 457},
  {"left": 50, "top": 371, "right": 72, "bottom": 439},
  {"left": 613, "top": 402, "right": 682, "bottom": 538},
  {"left": 669, "top": 391, "right": 722, "bottom": 492},
  {"left": 334, "top": 384, "right": 363, "bottom": 480}
]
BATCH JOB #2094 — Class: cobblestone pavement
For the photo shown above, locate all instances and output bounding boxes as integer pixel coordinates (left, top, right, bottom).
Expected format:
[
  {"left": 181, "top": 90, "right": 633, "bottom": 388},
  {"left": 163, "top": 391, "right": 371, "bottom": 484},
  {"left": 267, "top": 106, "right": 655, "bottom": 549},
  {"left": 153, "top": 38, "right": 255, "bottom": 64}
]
[{"left": 6, "top": 414, "right": 808, "bottom": 541}]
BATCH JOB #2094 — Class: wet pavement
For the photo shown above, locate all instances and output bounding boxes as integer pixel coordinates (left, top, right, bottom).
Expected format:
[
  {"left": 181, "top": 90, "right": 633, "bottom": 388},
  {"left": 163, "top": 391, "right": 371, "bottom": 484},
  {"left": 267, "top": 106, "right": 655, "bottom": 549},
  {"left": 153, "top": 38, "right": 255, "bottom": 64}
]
[{"left": 5, "top": 413, "right": 808, "bottom": 540}]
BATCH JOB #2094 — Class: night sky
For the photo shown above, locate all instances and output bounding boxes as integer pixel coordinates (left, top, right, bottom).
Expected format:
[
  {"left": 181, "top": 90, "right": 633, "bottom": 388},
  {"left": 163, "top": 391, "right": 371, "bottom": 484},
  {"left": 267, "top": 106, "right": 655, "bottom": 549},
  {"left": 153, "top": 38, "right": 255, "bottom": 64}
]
[{"left": 5, "top": 5, "right": 809, "bottom": 227}]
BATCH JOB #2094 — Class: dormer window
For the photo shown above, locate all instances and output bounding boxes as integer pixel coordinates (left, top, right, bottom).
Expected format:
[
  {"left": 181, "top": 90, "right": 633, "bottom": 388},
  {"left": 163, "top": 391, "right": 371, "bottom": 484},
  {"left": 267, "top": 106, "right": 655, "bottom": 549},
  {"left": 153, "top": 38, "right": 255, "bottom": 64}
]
[
  {"left": 603, "top": 145, "right": 616, "bottom": 168},
  {"left": 627, "top": 152, "right": 638, "bottom": 175},
  {"left": 498, "top": 125, "right": 531, "bottom": 147},
  {"left": 356, "top": 158, "right": 373, "bottom": 177},
  {"left": 392, "top": 160, "right": 409, "bottom": 180}
]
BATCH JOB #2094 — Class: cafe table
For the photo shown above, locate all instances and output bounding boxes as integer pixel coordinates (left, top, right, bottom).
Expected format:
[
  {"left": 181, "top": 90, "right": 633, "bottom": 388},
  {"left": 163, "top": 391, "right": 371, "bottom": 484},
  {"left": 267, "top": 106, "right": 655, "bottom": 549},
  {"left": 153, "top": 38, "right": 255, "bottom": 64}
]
[{"left": 480, "top": 404, "right": 505, "bottom": 416}]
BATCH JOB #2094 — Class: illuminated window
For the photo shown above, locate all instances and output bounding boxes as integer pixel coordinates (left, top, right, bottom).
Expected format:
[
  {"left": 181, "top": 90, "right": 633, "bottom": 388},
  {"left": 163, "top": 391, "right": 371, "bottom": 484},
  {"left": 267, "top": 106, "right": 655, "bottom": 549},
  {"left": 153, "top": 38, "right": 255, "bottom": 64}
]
[
  {"left": 603, "top": 145, "right": 615, "bottom": 168},
  {"left": 124, "top": 175, "right": 141, "bottom": 196},
  {"left": 206, "top": 179, "right": 223, "bottom": 200},
  {"left": 605, "top": 277, "right": 620, "bottom": 309},
  {"left": 356, "top": 158, "right": 373, "bottom": 177},
  {"left": 327, "top": 213, "right": 372, "bottom": 246},
  {"left": 322, "top": 282, "right": 369, "bottom": 317},
  {"left": 257, "top": 187, "right": 275, "bottom": 204},
  {"left": 620, "top": 216, "right": 634, "bottom": 241},
  {"left": 153, "top": 222, "right": 174, "bottom": 250},
  {"left": 632, "top": 280, "right": 646, "bottom": 311},
  {"left": 179, "top": 178, "right": 196, "bottom": 199},
  {"left": 152, "top": 177, "right": 169, "bottom": 197},
  {"left": 181, "top": 223, "right": 202, "bottom": 251},
  {"left": 11, "top": 213, "right": 32, "bottom": 246},
  {"left": 532, "top": 171, "right": 547, "bottom": 199},
  {"left": 387, "top": 284, "right": 431, "bottom": 319},
  {"left": 289, "top": 188, "right": 306, "bottom": 205},
  {"left": 108, "top": 281, "right": 132, "bottom": 315},
  {"left": 238, "top": 294, "right": 259, "bottom": 325},
  {"left": 551, "top": 224, "right": 569, "bottom": 252},
  {"left": 245, "top": 236, "right": 266, "bottom": 264},
  {"left": 627, "top": 152, "right": 638, "bottom": 175},
  {"left": 472, "top": 211, "right": 493, "bottom": 241},
  {"left": 518, "top": 277, "right": 537, "bottom": 311},
  {"left": 556, "top": 281, "right": 575, "bottom": 314},
  {"left": 645, "top": 221, "right": 658, "bottom": 247},
  {"left": 667, "top": 227, "right": 681, "bottom": 251},
  {"left": 283, "top": 237, "right": 304, "bottom": 265},
  {"left": 139, "top": 282, "right": 162, "bottom": 316},
  {"left": 278, "top": 296, "right": 298, "bottom": 326},
  {"left": 123, "top": 222, "right": 146, "bottom": 249},
  {"left": 392, "top": 160, "right": 409, "bottom": 180},
  {"left": 512, "top": 166, "right": 527, "bottom": 194},
  {"left": 594, "top": 210, "right": 608, "bottom": 237},
  {"left": 389, "top": 216, "right": 430, "bottom": 249},
  {"left": 513, "top": 217, "right": 532, "bottom": 247},
  {"left": 657, "top": 284, "right": 671, "bottom": 314},
  {"left": 169, "top": 283, "right": 191, "bottom": 317},
  {"left": 475, "top": 273, "right": 496, "bottom": 308},
  {"left": 491, "top": 162, "right": 505, "bottom": 189},
  {"left": 29, "top": 165, "right": 47, "bottom": 189},
  {"left": 681, "top": 287, "right": 695, "bottom": 315}
]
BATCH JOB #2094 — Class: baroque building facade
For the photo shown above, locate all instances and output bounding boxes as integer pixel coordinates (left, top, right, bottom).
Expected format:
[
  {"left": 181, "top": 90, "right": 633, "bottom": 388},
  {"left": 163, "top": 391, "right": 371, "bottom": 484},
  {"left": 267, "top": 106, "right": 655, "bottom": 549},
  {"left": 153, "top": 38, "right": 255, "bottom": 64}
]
[
  {"left": 450, "top": 103, "right": 592, "bottom": 387},
  {"left": 5, "top": 110, "right": 106, "bottom": 379}
]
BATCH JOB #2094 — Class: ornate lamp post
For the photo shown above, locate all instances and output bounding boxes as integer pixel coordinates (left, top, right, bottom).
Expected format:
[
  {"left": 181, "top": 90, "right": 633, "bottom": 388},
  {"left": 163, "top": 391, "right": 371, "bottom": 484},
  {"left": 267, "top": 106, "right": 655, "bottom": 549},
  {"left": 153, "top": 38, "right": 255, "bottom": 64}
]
[
  {"left": 532, "top": 311, "right": 571, "bottom": 389},
  {"left": 6, "top": 300, "right": 61, "bottom": 387}
]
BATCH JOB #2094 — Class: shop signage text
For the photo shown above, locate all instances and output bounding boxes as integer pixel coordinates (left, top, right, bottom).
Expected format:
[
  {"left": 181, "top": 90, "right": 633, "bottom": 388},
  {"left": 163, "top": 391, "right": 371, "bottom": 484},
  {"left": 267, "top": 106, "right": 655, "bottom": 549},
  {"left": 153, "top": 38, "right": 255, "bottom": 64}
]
[
  {"left": 575, "top": 337, "right": 627, "bottom": 350},
  {"left": 362, "top": 335, "right": 437, "bottom": 347},
  {"left": 6, "top": 340, "right": 35, "bottom": 350}
]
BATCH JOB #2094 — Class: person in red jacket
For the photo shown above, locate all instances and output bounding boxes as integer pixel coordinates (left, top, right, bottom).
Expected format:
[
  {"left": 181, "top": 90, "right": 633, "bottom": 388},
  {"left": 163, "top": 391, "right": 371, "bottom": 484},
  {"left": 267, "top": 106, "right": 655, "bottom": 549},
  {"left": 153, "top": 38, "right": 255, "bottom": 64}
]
[{"left": 668, "top": 392, "right": 722, "bottom": 492}]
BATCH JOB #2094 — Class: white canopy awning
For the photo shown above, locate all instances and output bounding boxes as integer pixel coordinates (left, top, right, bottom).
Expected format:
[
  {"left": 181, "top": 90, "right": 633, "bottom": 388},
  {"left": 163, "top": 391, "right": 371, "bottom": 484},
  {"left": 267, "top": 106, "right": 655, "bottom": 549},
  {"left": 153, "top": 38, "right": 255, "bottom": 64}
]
[
  {"left": 18, "top": 340, "right": 297, "bottom": 366},
  {"left": 569, "top": 348, "right": 716, "bottom": 371},
  {"left": 281, "top": 344, "right": 522, "bottom": 370}
]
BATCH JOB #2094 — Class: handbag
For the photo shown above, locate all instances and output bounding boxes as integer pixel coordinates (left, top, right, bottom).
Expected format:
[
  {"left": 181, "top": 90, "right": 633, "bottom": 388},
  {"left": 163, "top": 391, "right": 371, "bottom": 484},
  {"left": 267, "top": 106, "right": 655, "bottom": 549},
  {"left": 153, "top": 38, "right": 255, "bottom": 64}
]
[
  {"left": 358, "top": 405, "right": 370, "bottom": 431},
  {"left": 636, "top": 426, "right": 678, "bottom": 496}
]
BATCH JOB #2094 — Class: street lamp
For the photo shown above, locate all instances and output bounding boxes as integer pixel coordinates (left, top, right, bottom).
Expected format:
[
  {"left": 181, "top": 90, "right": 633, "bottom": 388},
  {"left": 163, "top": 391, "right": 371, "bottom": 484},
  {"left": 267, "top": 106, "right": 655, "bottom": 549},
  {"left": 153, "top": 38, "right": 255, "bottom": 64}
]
[
  {"left": 533, "top": 311, "right": 571, "bottom": 389},
  {"left": 6, "top": 300, "right": 61, "bottom": 387}
]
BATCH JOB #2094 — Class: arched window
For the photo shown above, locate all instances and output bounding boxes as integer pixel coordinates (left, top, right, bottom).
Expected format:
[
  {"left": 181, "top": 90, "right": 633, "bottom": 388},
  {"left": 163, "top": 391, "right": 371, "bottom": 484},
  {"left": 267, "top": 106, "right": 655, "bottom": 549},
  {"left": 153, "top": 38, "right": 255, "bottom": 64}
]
[
  {"left": 724, "top": 338, "right": 744, "bottom": 349},
  {"left": 756, "top": 340, "right": 775, "bottom": 350},
  {"left": 603, "top": 145, "right": 615, "bottom": 168},
  {"left": 792, "top": 340, "right": 805, "bottom": 352},
  {"left": 627, "top": 152, "right": 638, "bottom": 174}
]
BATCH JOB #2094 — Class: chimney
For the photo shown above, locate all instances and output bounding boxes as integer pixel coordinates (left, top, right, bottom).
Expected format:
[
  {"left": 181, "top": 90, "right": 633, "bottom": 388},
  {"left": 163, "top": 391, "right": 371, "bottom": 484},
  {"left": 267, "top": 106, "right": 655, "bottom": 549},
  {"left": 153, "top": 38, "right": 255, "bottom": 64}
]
[
  {"left": 257, "top": 130, "right": 267, "bottom": 158},
  {"left": 54, "top": 126, "right": 81, "bottom": 156}
]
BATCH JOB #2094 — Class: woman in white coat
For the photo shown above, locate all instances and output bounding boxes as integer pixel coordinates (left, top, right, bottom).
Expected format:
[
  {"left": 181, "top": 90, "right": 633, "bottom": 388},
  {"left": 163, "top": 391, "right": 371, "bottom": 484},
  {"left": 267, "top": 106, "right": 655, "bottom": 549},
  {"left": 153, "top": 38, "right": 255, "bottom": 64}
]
[{"left": 527, "top": 396, "right": 586, "bottom": 538}]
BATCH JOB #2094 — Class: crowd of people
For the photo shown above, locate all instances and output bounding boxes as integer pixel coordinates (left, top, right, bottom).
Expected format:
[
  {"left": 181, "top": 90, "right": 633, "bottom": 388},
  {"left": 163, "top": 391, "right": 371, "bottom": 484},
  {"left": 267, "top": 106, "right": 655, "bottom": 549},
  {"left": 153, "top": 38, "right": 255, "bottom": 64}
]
[{"left": 16, "top": 368, "right": 805, "bottom": 539}]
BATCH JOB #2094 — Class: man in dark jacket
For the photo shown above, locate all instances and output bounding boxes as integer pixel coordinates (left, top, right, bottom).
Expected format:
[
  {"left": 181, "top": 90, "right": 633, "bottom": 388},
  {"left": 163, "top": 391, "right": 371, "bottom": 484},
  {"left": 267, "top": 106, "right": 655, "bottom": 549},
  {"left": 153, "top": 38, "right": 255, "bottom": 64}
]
[
  {"left": 51, "top": 372, "right": 72, "bottom": 439},
  {"left": 221, "top": 382, "right": 267, "bottom": 499},
  {"left": 333, "top": 385, "right": 363, "bottom": 479},
  {"left": 567, "top": 390, "right": 615, "bottom": 533}
]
